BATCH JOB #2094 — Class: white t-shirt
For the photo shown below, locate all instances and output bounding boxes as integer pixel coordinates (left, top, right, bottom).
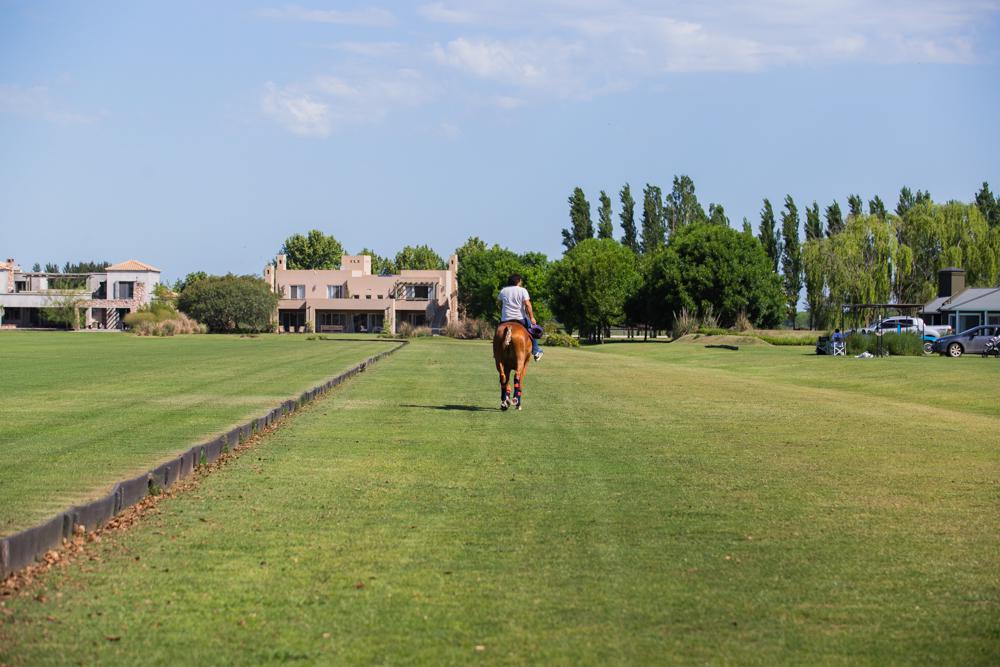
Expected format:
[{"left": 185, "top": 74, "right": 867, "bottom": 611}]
[{"left": 498, "top": 285, "right": 531, "bottom": 322}]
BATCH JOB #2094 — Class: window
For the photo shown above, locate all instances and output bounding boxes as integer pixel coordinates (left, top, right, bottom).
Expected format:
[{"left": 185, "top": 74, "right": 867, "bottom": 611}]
[
  {"left": 327, "top": 285, "right": 343, "bottom": 298},
  {"left": 290, "top": 285, "right": 305, "bottom": 299},
  {"left": 4, "top": 307, "right": 20, "bottom": 320},
  {"left": 318, "top": 312, "right": 344, "bottom": 327},
  {"left": 116, "top": 282, "right": 134, "bottom": 299},
  {"left": 959, "top": 313, "right": 981, "bottom": 332},
  {"left": 406, "top": 285, "right": 431, "bottom": 300},
  {"left": 15, "top": 281, "right": 26, "bottom": 292},
  {"left": 988, "top": 313, "right": 1000, "bottom": 325},
  {"left": 365, "top": 294, "right": 372, "bottom": 300}
]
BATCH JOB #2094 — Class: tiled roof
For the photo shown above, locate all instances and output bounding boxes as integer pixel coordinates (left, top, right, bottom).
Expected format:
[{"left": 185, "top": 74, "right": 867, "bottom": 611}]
[{"left": 106, "top": 260, "right": 160, "bottom": 272}]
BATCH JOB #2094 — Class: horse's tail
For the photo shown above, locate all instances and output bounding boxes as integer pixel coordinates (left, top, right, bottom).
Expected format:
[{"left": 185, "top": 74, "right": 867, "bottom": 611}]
[{"left": 503, "top": 325, "right": 512, "bottom": 349}]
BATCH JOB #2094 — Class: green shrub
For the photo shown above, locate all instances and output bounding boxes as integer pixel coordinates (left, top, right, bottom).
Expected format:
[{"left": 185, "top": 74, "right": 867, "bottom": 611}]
[
  {"left": 177, "top": 274, "right": 278, "bottom": 333},
  {"left": 443, "top": 319, "right": 494, "bottom": 340},
  {"left": 123, "top": 311, "right": 157, "bottom": 328},
  {"left": 846, "top": 332, "right": 924, "bottom": 356},
  {"left": 756, "top": 334, "right": 816, "bottom": 346},
  {"left": 671, "top": 308, "right": 699, "bottom": 339},
  {"left": 396, "top": 322, "right": 433, "bottom": 338},
  {"left": 696, "top": 326, "right": 729, "bottom": 336},
  {"left": 132, "top": 313, "right": 205, "bottom": 337},
  {"left": 544, "top": 332, "right": 579, "bottom": 348}
]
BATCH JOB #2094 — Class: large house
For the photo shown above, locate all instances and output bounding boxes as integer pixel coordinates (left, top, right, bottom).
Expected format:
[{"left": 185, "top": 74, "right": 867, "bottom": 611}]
[
  {"left": 264, "top": 253, "right": 459, "bottom": 334},
  {"left": 921, "top": 267, "right": 1000, "bottom": 332},
  {"left": 0, "top": 258, "right": 161, "bottom": 329}
]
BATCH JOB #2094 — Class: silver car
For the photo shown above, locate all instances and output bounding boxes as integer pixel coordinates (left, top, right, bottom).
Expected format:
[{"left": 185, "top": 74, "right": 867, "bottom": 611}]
[{"left": 931, "top": 325, "right": 1000, "bottom": 357}]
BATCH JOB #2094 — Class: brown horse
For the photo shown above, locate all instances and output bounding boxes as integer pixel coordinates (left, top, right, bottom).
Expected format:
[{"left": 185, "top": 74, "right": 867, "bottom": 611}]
[{"left": 493, "top": 321, "right": 533, "bottom": 411}]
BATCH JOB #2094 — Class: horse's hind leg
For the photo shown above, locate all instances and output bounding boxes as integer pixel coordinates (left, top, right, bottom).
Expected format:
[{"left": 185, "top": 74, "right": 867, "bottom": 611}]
[
  {"left": 496, "top": 361, "right": 510, "bottom": 410},
  {"left": 513, "top": 362, "right": 527, "bottom": 410}
]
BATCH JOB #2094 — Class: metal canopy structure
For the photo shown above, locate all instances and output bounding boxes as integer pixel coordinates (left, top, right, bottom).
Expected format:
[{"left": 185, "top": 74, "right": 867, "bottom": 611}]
[{"left": 839, "top": 303, "right": 928, "bottom": 357}]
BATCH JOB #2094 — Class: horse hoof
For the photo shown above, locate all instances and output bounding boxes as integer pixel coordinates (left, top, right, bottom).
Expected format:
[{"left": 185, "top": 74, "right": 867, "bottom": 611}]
[
  {"left": 500, "top": 399, "right": 510, "bottom": 411},
  {"left": 516, "top": 405, "right": 522, "bottom": 411}
]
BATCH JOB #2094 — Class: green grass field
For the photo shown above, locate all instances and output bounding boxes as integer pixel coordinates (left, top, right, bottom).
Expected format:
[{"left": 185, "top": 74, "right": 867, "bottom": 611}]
[
  {"left": 0, "top": 332, "right": 397, "bottom": 534},
  {"left": 2, "top": 336, "right": 998, "bottom": 664}
]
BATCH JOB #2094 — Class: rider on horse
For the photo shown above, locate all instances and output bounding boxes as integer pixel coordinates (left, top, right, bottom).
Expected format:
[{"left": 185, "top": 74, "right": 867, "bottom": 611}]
[{"left": 498, "top": 273, "right": 543, "bottom": 361}]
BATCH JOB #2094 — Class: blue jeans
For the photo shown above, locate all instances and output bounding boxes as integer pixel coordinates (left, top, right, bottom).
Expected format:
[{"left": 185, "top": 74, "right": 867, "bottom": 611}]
[{"left": 523, "top": 318, "right": 540, "bottom": 355}]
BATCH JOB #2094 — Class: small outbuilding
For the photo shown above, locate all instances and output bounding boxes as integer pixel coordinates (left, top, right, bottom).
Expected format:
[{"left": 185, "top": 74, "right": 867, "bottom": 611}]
[{"left": 921, "top": 267, "right": 1000, "bottom": 332}]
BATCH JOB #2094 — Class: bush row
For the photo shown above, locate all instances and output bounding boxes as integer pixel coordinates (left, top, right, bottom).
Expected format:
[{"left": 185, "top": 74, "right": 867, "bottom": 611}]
[{"left": 846, "top": 332, "right": 925, "bottom": 356}]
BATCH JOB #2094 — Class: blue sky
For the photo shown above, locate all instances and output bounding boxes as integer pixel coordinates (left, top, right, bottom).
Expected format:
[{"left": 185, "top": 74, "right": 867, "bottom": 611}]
[{"left": 1, "top": 1, "right": 998, "bottom": 282}]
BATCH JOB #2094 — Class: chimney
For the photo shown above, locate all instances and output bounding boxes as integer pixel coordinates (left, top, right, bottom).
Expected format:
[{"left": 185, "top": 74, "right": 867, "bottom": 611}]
[
  {"left": 276, "top": 254, "right": 287, "bottom": 271},
  {"left": 938, "top": 267, "right": 965, "bottom": 298}
]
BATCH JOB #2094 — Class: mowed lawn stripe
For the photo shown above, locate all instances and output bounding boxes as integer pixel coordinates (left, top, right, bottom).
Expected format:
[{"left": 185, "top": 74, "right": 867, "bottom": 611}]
[
  {"left": 1, "top": 339, "right": 997, "bottom": 665},
  {"left": 0, "top": 333, "right": 397, "bottom": 534}
]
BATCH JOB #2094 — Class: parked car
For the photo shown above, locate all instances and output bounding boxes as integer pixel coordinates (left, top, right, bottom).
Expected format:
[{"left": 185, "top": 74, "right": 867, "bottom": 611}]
[
  {"left": 861, "top": 316, "right": 951, "bottom": 337},
  {"left": 931, "top": 325, "right": 1000, "bottom": 357}
]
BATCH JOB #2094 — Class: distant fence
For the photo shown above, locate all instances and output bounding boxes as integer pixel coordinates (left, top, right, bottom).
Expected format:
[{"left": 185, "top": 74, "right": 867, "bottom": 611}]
[{"left": 0, "top": 340, "right": 407, "bottom": 579}]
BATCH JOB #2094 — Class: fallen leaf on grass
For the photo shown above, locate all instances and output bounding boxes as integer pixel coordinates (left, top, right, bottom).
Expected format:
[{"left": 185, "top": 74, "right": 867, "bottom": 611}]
[
  {"left": 475, "top": 645, "right": 486, "bottom": 652},
  {"left": 105, "top": 635, "right": 121, "bottom": 642},
  {"left": 354, "top": 582, "right": 365, "bottom": 590}
]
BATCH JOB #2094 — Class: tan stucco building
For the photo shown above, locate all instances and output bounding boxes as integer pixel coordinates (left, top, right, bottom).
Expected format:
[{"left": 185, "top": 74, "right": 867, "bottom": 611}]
[
  {"left": 264, "top": 254, "right": 459, "bottom": 334},
  {"left": 0, "top": 258, "right": 161, "bottom": 329}
]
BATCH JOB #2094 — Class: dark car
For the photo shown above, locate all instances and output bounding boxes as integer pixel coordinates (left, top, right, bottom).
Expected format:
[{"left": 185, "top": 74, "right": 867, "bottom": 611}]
[{"left": 931, "top": 325, "right": 1000, "bottom": 357}]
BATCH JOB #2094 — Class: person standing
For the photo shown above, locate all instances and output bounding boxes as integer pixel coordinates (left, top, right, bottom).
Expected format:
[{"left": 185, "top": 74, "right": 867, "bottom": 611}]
[{"left": 498, "top": 274, "right": 542, "bottom": 361}]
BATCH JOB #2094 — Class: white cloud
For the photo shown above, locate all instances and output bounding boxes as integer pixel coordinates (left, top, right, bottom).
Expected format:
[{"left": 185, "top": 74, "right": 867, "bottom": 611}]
[
  {"left": 0, "top": 84, "right": 104, "bottom": 126},
  {"left": 262, "top": 1, "right": 998, "bottom": 119},
  {"left": 261, "top": 69, "right": 431, "bottom": 137},
  {"left": 261, "top": 83, "right": 331, "bottom": 137},
  {"left": 256, "top": 5, "right": 395, "bottom": 27},
  {"left": 432, "top": 38, "right": 542, "bottom": 84}
]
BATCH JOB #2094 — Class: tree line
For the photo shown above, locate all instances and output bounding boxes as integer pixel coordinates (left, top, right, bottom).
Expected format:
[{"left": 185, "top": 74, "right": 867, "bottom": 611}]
[
  {"left": 168, "top": 179, "right": 1000, "bottom": 338},
  {"left": 458, "top": 178, "right": 1000, "bottom": 340}
]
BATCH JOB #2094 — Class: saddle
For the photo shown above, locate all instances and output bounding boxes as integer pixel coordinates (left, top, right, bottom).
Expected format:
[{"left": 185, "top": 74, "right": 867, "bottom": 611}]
[{"left": 500, "top": 320, "right": 544, "bottom": 339}]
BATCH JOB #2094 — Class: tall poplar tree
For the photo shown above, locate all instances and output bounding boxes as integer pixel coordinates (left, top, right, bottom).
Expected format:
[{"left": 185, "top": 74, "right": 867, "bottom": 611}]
[
  {"left": 665, "top": 174, "right": 707, "bottom": 233},
  {"left": 868, "top": 195, "right": 887, "bottom": 220},
  {"left": 758, "top": 198, "right": 781, "bottom": 273},
  {"left": 805, "top": 201, "right": 823, "bottom": 241},
  {"left": 619, "top": 184, "right": 639, "bottom": 253},
  {"left": 896, "top": 186, "right": 932, "bottom": 217},
  {"left": 562, "top": 187, "right": 594, "bottom": 251},
  {"left": 780, "top": 195, "right": 803, "bottom": 326},
  {"left": 897, "top": 187, "right": 914, "bottom": 217},
  {"left": 825, "top": 201, "right": 844, "bottom": 237},
  {"left": 974, "top": 182, "right": 999, "bottom": 228},
  {"left": 708, "top": 203, "right": 730, "bottom": 226},
  {"left": 640, "top": 184, "right": 665, "bottom": 254},
  {"left": 847, "top": 194, "right": 864, "bottom": 219},
  {"left": 597, "top": 190, "right": 614, "bottom": 239}
]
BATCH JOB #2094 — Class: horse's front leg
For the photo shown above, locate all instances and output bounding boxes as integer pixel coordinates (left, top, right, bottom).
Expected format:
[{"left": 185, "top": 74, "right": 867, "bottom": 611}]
[{"left": 496, "top": 361, "right": 510, "bottom": 411}]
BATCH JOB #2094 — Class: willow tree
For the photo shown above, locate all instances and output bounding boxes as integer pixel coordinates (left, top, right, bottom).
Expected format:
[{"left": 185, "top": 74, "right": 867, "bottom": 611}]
[
  {"left": 894, "top": 201, "right": 998, "bottom": 304},
  {"left": 825, "top": 214, "right": 898, "bottom": 326}
]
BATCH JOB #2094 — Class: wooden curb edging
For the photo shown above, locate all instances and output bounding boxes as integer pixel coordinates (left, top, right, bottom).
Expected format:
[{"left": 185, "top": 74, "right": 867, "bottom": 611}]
[{"left": 0, "top": 340, "right": 408, "bottom": 578}]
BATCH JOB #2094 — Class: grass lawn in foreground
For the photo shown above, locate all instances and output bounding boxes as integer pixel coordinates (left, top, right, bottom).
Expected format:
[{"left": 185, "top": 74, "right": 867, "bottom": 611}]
[
  {"left": 1, "top": 338, "right": 997, "bottom": 664},
  {"left": 0, "top": 332, "right": 397, "bottom": 534}
]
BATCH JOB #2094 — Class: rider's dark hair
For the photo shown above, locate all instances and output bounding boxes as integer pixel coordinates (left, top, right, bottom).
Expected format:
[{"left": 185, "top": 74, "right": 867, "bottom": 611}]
[{"left": 507, "top": 273, "right": 523, "bottom": 287}]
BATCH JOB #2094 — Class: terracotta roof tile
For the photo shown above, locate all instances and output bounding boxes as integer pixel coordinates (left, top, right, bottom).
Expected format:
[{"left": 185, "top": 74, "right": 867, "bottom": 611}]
[{"left": 106, "top": 260, "right": 160, "bottom": 272}]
